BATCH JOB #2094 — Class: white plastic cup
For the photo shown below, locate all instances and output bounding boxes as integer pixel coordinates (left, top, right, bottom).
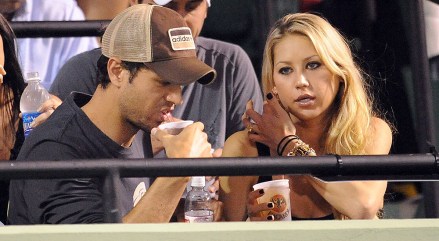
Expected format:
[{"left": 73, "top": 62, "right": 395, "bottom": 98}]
[
  {"left": 252, "top": 179, "right": 291, "bottom": 221},
  {"left": 158, "top": 120, "right": 194, "bottom": 135}
]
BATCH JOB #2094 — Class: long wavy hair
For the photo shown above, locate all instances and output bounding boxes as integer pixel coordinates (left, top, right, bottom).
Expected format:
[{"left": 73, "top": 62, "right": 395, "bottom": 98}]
[
  {"left": 262, "top": 13, "right": 375, "bottom": 155},
  {"left": 0, "top": 14, "right": 25, "bottom": 159}
]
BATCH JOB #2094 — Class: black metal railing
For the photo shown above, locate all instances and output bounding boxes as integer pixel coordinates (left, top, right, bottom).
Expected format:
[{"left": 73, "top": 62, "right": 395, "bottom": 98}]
[
  {"left": 10, "top": 21, "right": 110, "bottom": 38},
  {"left": 1, "top": 153, "right": 438, "bottom": 223}
]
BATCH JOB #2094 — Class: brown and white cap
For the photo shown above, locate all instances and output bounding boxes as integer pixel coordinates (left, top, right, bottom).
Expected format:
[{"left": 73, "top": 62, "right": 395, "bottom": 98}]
[{"left": 101, "top": 4, "right": 216, "bottom": 85}]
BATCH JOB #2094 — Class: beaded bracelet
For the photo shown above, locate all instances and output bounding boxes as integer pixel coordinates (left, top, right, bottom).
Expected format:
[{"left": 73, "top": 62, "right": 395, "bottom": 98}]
[{"left": 286, "top": 139, "right": 316, "bottom": 156}]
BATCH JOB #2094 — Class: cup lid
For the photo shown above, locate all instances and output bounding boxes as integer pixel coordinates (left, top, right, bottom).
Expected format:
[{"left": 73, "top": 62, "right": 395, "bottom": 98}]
[
  {"left": 158, "top": 120, "right": 194, "bottom": 130},
  {"left": 253, "top": 179, "right": 289, "bottom": 190}
]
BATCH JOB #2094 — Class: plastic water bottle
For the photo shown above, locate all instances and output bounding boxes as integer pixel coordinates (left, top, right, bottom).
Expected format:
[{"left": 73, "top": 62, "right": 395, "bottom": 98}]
[
  {"left": 20, "top": 72, "right": 50, "bottom": 138},
  {"left": 184, "top": 176, "right": 214, "bottom": 223}
]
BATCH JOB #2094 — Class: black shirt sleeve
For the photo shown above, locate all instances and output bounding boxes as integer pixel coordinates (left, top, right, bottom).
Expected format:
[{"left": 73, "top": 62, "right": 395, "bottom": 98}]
[{"left": 9, "top": 141, "right": 105, "bottom": 224}]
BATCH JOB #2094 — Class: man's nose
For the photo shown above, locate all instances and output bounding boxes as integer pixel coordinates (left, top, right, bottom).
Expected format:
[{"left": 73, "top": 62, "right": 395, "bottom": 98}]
[{"left": 166, "top": 85, "right": 183, "bottom": 105}]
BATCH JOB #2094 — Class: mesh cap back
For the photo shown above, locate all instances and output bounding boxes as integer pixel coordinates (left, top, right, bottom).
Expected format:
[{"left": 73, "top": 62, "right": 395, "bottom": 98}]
[{"left": 102, "top": 4, "right": 154, "bottom": 63}]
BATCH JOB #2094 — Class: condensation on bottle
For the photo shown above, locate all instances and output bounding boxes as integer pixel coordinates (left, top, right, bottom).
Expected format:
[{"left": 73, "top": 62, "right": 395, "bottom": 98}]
[
  {"left": 20, "top": 72, "right": 50, "bottom": 138},
  {"left": 184, "top": 176, "right": 214, "bottom": 223}
]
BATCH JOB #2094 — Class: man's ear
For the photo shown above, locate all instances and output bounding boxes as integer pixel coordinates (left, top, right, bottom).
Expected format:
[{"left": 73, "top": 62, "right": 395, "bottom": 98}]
[{"left": 107, "top": 57, "right": 124, "bottom": 88}]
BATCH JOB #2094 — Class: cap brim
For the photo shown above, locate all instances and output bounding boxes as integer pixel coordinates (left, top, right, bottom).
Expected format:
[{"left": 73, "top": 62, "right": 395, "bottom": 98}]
[{"left": 144, "top": 57, "right": 216, "bottom": 85}]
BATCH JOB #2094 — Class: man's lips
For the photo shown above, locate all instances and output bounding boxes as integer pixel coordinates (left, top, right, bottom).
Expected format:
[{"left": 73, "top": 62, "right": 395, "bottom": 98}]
[{"left": 161, "top": 110, "right": 173, "bottom": 122}]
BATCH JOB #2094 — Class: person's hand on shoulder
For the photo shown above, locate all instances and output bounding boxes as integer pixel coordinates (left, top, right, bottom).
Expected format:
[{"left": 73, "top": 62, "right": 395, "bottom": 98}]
[
  {"left": 30, "top": 94, "right": 62, "bottom": 128},
  {"left": 152, "top": 122, "right": 212, "bottom": 158}
]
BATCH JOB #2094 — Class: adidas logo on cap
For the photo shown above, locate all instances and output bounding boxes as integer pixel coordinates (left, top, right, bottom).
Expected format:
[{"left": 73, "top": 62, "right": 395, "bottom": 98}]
[{"left": 168, "top": 27, "right": 195, "bottom": 51}]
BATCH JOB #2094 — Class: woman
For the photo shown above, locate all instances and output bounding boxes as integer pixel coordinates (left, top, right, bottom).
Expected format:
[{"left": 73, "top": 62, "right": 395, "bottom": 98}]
[
  {"left": 0, "top": 14, "right": 26, "bottom": 224},
  {"left": 219, "top": 13, "right": 392, "bottom": 221}
]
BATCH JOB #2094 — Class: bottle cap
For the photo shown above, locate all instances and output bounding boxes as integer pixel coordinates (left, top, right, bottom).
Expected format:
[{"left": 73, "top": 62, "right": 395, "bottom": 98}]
[
  {"left": 191, "top": 176, "right": 205, "bottom": 187},
  {"left": 26, "top": 72, "right": 40, "bottom": 82}
]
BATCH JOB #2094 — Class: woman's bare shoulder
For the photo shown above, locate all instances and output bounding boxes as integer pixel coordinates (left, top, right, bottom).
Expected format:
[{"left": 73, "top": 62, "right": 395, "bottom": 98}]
[
  {"left": 365, "top": 117, "right": 393, "bottom": 154},
  {"left": 371, "top": 117, "right": 392, "bottom": 135},
  {"left": 222, "top": 130, "right": 258, "bottom": 157}
]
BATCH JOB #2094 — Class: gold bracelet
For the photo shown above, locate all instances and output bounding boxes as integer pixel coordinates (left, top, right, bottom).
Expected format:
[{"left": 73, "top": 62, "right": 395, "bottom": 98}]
[{"left": 286, "top": 139, "right": 316, "bottom": 156}]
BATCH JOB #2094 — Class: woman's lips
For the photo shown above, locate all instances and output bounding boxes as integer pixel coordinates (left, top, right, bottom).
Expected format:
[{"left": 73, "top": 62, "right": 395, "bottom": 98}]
[{"left": 295, "top": 95, "right": 315, "bottom": 106}]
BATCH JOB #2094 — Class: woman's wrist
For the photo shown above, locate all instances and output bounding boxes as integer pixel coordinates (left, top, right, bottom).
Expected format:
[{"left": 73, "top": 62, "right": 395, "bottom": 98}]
[
  {"left": 276, "top": 134, "right": 299, "bottom": 156},
  {"left": 281, "top": 136, "right": 316, "bottom": 156}
]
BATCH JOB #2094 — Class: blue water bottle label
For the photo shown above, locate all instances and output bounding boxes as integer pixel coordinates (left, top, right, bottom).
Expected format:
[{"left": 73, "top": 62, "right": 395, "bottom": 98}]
[{"left": 22, "top": 112, "right": 41, "bottom": 138}]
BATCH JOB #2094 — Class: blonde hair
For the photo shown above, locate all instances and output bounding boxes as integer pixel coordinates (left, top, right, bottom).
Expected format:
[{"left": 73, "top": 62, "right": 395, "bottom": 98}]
[{"left": 262, "top": 13, "right": 373, "bottom": 155}]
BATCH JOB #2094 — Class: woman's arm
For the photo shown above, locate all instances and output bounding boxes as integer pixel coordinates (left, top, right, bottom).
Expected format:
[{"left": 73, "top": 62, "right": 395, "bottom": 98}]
[
  {"left": 305, "top": 117, "right": 392, "bottom": 219},
  {"left": 219, "top": 131, "right": 259, "bottom": 221}
]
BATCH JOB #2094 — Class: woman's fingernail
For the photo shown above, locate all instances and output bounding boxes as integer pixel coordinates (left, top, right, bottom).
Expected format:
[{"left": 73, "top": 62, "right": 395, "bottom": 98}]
[
  {"left": 266, "top": 93, "right": 273, "bottom": 100},
  {"left": 259, "top": 189, "right": 265, "bottom": 195},
  {"left": 267, "top": 202, "right": 274, "bottom": 208},
  {"left": 267, "top": 215, "right": 274, "bottom": 221}
]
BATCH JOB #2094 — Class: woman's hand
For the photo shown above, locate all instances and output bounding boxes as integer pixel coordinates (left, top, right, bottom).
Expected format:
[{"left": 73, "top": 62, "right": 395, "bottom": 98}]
[
  {"left": 211, "top": 199, "right": 224, "bottom": 221},
  {"left": 243, "top": 92, "right": 296, "bottom": 153},
  {"left": 246, "top": 189, "right": 275, "bottom": 221}
]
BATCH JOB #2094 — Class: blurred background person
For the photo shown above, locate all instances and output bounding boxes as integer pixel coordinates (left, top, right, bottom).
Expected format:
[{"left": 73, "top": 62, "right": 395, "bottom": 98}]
[
  {"left": 76, "top": 0, "right": 131, "bottom": 20},
  {"left": 0, "top": 0, "right": 98, "bottom": 89},
  {"left": 0, "top": 14, "right": 26, "bottom": 225}
]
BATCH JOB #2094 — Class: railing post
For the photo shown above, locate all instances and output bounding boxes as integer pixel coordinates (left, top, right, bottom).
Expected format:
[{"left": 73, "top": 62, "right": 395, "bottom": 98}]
[{"left": 103, "top": 169, "right": 122, "bottom": 223}]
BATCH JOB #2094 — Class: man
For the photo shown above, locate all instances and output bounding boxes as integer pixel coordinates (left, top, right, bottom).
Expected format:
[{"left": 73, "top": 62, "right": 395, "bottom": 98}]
[
  {"left": 36, "top": 0, "right": 262, "bottom": 213},
  {"left": 0, "top": 0, "right": 98, "bottom": 89},
  {"left": 8, "top": 4, "right": 216, "bottom": 224},
  {"left": 49, "top": 0, "right": 264, "bottom": 151}
]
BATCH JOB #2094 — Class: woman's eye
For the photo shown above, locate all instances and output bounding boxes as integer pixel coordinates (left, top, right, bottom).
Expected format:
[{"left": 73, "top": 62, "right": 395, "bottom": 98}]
[
  {"left": 279, "top": 67, "right": 292, "bottom": 75},
  {"left": 307, "top": 62, "right": 321, "bottom": 70}
]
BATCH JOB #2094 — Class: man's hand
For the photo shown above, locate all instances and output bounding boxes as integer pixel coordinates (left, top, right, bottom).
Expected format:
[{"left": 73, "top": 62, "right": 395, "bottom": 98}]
[
  {"left": 152, "top": 122, "right": 212, "bottom": 158},
  {"left": 150, "top": 117, "right": 183, "bottom": 155}
]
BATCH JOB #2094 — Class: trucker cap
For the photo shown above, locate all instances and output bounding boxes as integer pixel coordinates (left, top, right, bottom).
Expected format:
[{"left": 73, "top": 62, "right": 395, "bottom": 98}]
[
  {"left": 153, "top": 0, "right": 211, "bottom": 7},
  {"left": 101, "top": 4, "right": 216, "bottom": 85}
]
